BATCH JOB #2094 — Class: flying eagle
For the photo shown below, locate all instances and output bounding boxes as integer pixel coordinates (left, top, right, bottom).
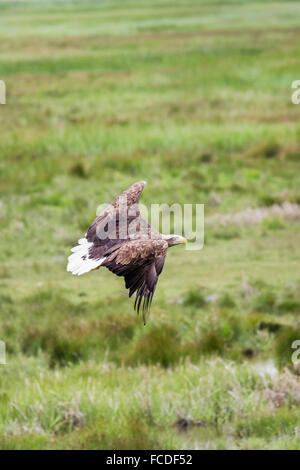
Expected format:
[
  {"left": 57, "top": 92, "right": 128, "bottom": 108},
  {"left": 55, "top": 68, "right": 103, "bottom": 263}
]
[{"left": 67, "top": 181, "right": 186, "bottom": 323}]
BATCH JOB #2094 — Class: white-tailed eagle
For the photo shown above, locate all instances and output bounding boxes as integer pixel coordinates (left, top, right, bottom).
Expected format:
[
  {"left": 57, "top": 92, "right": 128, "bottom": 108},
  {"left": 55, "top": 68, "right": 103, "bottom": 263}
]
[{"left": 67, "top": 181, "right": 186, "bottom": 322}]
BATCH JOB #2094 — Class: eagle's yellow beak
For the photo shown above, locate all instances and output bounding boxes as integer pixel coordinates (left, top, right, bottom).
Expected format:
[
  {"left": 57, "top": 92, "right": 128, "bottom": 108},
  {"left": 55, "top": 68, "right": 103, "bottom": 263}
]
[
  {"left": 175, "top": 235, "right": 187, "bottom": 245},
  {"left": 163, "top": 234, "right": 187, "bottom": 247}
]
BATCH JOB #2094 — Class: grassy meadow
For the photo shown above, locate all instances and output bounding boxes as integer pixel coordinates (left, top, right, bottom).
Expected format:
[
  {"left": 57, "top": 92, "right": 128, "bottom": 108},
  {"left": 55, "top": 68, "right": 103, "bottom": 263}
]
[{"left": 0, "top": 0, "right": 300, "bottom": 450}]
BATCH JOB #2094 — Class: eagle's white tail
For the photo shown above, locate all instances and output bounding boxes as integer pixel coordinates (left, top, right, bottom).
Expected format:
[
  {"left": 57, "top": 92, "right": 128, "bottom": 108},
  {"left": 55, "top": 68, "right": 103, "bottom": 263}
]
[{"left": 67, "top": 237, "right": 105, "bottom": 276}]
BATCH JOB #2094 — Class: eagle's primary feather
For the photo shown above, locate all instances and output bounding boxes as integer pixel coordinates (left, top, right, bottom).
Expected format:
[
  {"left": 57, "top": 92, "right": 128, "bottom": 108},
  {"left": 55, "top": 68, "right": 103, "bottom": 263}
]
[{"left": 67, "top": 181, "right": 186, "bottom": 323}]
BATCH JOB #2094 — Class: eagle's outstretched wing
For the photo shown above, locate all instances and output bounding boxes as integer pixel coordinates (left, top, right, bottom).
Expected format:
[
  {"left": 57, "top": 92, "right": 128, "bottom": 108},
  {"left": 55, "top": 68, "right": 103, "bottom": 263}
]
[
  {"left": 86, "top": 180, "right": 149, "bottom": 246},
  {"left": 102, "top": 239, "right": 167, "bottom": 324},
  {"left": 67, "top": 182, "right": 167, "bottom": 320},
  {"left": 67, "top": 181, "right": 159, "bottom": 276}
]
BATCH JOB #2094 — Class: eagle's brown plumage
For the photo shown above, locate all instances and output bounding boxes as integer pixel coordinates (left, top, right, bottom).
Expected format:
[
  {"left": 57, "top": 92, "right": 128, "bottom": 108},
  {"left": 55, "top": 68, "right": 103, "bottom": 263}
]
[{"left": 67, "top": 181, "right": 186, "bottom": 323}]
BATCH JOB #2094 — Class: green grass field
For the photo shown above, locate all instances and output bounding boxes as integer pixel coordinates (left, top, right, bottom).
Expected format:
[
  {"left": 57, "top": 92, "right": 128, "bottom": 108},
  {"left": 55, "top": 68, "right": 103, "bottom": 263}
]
[{"left": 0, "top": 0, "right": 300, "bottom": 450}]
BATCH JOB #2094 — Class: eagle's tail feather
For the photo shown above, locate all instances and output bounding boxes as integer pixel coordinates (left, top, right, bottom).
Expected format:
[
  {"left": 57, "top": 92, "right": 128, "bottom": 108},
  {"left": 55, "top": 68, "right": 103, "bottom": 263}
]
[{"left": 67, "top": 237, "right": 105, "bottom": 276}]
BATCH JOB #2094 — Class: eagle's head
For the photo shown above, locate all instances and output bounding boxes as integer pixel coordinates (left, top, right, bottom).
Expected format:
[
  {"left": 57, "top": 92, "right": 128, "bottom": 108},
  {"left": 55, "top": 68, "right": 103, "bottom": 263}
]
[{"left": 163, "top": 234, "right": 187, "bottom": 247}]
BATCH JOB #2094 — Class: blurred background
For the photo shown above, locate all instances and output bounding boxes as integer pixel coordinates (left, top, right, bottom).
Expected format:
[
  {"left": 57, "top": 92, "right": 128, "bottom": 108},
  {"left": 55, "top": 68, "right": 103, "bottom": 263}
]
[{"left": 0, "top": 0, "right": 300, "bottom": 450}]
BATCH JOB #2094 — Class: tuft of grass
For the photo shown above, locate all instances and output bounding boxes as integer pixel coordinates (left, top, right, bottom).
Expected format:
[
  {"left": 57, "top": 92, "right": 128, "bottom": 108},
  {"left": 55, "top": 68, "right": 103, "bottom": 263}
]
[
  {"left": 235, "top": 408, "right": 300, "bottom": 439},
  {"left": 183, "top": 289, "right": 207, "bottom": 308},
  {"left": 213, "top": 226, "right": 242, "bottom": 240},
  {"left": 249, "top": 141, "right": 281, "bottom": 160},
  {"left": 22, "top": 327, "right": 88, "bottom": 367},
  {"left": 219, "top": 293, "right": 236, "bottom": 309},
  {"left": 195, "top": 330, "right": 225, "bottom": 356},
  {"left": 69, "top": 162, "right": 89, "bottom": 179},
  {"left": 60, "top": 415, "right": 160, "bottom": 450},
  {"left": 21, "top": 312, "right": 138, "bottom": 368},
  {"left": 252, "top": 291, "right": 277, "bottom": 314},
  {"left": 275, "top": 327, "right": 300, "bottom": 371},
  {"left": 126, "top": 324, "right": 182, "bottom": 368},
  {"left": 278, "top": 297, "right": 300, "bottom": 314}
]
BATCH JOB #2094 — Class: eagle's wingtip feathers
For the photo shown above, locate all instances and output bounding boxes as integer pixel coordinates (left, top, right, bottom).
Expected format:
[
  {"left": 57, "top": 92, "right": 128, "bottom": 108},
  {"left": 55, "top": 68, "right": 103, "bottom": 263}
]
[{"left": 67, "top": 237, "right": 105, "bottom": 276}]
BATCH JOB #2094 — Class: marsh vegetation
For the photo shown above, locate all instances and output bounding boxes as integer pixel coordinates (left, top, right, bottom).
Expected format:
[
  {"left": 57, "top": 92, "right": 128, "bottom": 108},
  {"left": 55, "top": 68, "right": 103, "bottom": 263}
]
[{"left": 0, "top": 0, "right": 300, "bottom": 449}]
